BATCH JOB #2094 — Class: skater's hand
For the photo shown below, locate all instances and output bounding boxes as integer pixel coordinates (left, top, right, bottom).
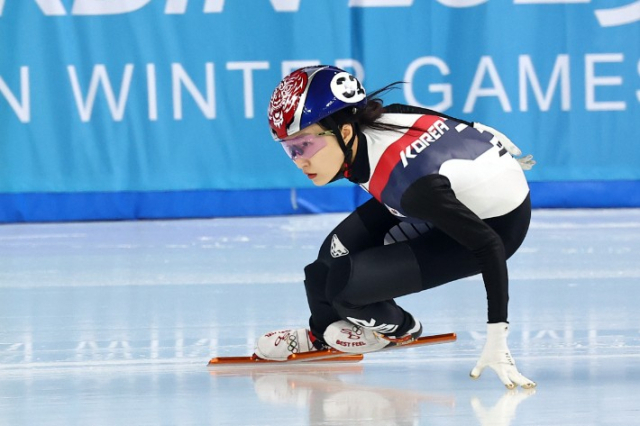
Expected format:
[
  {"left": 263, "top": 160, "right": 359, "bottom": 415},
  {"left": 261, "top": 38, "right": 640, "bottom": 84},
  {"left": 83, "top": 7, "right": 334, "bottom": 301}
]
[
  {"left": 470, "top": 323, "right": 536, "bottom": 390},
  {"left": 473, "top": 122, "right": 536, "bottom": 170},
  {"left": 513, "top": 154, "right": 536, "bottom": 171}
]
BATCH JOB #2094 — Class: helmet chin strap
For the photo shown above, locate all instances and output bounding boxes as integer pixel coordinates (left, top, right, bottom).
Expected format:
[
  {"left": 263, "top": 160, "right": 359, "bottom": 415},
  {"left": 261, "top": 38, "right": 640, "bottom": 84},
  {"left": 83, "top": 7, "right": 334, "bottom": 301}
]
[{"left": 323, "top": 117, "right": 358, "bottom": 183}]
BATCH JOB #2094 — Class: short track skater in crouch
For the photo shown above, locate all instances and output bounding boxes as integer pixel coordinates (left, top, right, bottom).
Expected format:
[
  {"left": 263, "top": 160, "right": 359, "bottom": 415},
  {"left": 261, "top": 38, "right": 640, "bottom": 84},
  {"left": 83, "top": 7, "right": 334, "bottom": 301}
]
[{"left": 231, "top": 65, "right": 536, "bottom": 389}]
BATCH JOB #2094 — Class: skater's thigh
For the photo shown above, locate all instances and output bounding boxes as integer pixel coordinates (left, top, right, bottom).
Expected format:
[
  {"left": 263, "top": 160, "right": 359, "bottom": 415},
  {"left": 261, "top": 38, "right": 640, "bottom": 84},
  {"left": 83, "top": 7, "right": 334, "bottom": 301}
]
[
  {"left": 335, "top": 241, "right": 424, "bottom": 305},
  {"left": 407, "top": 229, "right": 481, "bottom": 290},
  {"left": 330, "top": 225, "right": 479, "bottom": 305},
  {"left": 317, "top": 198, "right": 399, "bottom": 264},
  {"left": 342, "top": 230, "right": 481, "bottom": 299}
]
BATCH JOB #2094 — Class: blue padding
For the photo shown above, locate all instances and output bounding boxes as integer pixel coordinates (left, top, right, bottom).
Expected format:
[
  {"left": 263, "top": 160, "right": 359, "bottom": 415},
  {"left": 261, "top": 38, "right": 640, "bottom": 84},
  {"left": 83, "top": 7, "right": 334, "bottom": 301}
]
[
  {"left": 0, "top": 188, "right": 371, "bottom": 223},
  {"left": 529, "top": 181, "right": 640, "bottom": 208},
  {"left": 1, "top": 181, "right": 639, "bottom": 223}
]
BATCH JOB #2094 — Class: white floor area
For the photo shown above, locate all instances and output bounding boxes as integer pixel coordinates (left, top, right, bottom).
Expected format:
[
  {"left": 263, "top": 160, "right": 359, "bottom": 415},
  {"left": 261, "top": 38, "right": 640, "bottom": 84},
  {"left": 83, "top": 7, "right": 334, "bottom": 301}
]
[{"left": 1, "top": 209, "right": 640, "bottom": 426}]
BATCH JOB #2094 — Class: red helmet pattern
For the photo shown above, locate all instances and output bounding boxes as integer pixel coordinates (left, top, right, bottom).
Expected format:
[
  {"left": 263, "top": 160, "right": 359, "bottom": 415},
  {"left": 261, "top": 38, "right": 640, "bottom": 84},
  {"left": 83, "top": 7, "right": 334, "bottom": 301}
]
[{"left": 267, "top": 69, "right": 308, "bottom": 140}]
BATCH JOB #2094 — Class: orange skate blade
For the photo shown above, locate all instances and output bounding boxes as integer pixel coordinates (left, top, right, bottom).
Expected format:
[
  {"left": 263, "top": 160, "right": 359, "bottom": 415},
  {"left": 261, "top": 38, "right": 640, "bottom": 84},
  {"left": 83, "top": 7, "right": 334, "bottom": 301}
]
[
  {"left": 208, "top": 355, "right": 273, "bottom": 365},
  {"left": 403, "top": 332, "right": 457, "bottom": 347},
  {"left": 208, "top": 353, "right": 362, "bottom": 366}
]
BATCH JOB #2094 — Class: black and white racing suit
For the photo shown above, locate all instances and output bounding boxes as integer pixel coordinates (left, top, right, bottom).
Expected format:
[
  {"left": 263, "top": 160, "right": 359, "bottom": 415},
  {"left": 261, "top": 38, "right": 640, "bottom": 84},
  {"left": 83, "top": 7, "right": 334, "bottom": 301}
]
[{"left": 304, "top": 104, "right": 531, "bottom": 344}]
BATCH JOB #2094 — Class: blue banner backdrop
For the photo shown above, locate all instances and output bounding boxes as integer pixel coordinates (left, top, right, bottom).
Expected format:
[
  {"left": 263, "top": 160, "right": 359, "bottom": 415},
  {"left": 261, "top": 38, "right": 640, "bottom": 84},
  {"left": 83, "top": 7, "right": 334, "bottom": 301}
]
[{"left": 1, "top": 0, "right": 639, "bottom": 222}]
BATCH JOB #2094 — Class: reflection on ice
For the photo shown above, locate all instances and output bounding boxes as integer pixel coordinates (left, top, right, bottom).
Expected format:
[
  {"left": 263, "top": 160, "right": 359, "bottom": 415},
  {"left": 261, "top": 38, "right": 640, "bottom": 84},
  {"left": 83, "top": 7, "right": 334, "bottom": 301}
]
[
  {"left": 471, "top": 390, "right": 536, "bottom": 426},
  {"left": 213, "top": 364, "right": 456, "bottom": 425},
  {"left": 208, "top": 363, "right": 541, "bottom": 426}
]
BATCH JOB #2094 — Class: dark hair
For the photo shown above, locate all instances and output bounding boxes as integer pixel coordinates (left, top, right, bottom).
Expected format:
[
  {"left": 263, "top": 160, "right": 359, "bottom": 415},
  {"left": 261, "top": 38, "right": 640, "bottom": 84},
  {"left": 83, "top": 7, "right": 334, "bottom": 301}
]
[{"left": 321, "top": 82, "right": 428, "bottom": 134}]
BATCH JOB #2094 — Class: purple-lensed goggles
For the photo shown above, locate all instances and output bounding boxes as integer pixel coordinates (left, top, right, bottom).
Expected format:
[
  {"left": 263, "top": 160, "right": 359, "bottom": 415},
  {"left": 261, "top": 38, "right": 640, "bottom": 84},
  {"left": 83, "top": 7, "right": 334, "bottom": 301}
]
[{"left": 279, "top": 131, "right": 334, "bottom": 161}]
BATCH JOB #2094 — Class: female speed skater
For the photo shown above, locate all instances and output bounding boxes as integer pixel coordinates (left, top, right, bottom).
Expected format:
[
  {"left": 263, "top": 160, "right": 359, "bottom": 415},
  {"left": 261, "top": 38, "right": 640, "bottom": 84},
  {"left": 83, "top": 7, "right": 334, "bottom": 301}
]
[{"left": 255, "top": 65, "right": 536, "bottom": 389}]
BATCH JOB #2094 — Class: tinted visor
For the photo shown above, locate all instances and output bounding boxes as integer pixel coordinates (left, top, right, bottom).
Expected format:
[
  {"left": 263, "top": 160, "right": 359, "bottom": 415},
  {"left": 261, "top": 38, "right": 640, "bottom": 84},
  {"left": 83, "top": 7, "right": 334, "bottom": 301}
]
[{"left": 280, "top": 133, "right": 330, "bottom": 161}]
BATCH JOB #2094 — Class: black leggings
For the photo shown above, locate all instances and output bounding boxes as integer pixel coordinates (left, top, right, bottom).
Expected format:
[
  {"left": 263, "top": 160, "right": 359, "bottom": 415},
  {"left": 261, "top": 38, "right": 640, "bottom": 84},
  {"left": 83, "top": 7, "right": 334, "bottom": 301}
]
[{"left": 304, "top": 194, "right": 531, "bottom": 342}]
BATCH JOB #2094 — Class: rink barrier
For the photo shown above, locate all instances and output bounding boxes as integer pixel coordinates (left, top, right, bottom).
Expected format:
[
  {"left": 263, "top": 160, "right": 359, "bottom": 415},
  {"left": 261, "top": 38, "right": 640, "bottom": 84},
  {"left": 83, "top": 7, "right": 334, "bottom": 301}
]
[{"left": 1, "top": 180, "right": 639, "bottom": 223}]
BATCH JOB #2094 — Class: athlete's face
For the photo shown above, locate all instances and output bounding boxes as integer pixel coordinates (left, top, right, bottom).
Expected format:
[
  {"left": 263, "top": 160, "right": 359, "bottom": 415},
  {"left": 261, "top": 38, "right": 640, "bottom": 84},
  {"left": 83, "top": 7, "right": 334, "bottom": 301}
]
[{"left": 284, "top": 124, "right": 350, "bottom": 186}]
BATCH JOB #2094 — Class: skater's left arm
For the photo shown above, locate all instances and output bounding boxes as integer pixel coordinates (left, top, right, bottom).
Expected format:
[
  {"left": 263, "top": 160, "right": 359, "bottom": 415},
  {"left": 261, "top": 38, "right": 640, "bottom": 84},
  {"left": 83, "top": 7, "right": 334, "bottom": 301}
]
[{"left": 401, "top": 175, "right": 536, "bottom": 389}]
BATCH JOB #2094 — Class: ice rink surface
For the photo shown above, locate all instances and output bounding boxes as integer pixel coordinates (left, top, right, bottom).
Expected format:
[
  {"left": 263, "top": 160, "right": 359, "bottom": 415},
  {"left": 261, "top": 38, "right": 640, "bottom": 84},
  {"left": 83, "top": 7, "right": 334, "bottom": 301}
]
[{"left": 1, "top": 208, "right": 640, "bottom": 426}]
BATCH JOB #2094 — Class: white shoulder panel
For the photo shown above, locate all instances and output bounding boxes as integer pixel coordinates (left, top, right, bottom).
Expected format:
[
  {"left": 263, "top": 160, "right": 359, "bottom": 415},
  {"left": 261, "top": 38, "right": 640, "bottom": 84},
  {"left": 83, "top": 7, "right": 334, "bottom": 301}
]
[{"left": 438, "top": 147, "right": 529, "bottom": 219}]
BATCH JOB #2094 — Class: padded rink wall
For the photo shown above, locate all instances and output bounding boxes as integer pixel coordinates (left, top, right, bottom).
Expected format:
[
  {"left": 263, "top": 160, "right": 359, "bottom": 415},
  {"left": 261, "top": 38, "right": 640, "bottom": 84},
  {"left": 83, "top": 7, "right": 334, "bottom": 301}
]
[{"left": 1, "top": 0, "right": 639, "bottom": 222}]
